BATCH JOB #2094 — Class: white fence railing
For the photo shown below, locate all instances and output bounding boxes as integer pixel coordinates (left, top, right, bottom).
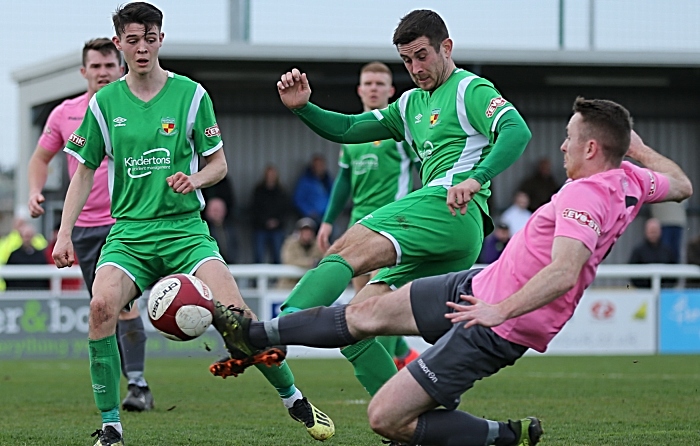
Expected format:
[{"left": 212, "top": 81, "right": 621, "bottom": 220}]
[{"left": 2, "top": 263, "right": 700, "bottom": 319}]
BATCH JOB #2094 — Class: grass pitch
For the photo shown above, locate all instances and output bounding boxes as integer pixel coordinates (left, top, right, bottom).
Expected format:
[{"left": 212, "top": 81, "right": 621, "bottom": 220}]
[{"left": 0, "top": 355, "right": 698, "bottom": 445}]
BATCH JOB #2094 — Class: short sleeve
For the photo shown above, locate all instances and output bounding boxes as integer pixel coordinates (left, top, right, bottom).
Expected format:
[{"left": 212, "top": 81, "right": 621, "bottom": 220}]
[
  {"left": 552, "top": 182, "right": 606, "bottom": 253},
  {"left": 193, "top": 90, "right": 223, "bottom": 156},
  {"left": 638, "top": 166, "right": 671, "bottom": 204},
  {"left": 463, "top": 80, "right": 515, "bottom": 141},
  {"left": 38, "top": 105, "right": 66, "bottom": 153},
  {"left": 338, "top": 145, "right": 350, "bottom": 169},
  {"left": 63, "top": 99, "right": 105, "bottom": 170}
]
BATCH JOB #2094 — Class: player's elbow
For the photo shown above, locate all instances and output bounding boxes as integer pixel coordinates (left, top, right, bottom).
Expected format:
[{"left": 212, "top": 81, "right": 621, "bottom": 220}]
[{"left": 677, "top": 177, "right": 693, "bottom": 202}]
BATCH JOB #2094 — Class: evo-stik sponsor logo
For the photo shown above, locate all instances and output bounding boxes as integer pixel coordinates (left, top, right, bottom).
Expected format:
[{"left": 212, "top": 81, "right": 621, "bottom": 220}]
[
  {"left": 125, "top": 148, "right": 172, "bottom": 178},
  {"left": 417, "top": 358, "right": 438, "bottom": 383}
]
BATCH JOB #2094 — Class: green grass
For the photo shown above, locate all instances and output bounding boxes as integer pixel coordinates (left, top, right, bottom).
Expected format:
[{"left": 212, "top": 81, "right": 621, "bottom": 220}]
[{"left": 0, "top": 355, "right": 699, "bottom": 445}]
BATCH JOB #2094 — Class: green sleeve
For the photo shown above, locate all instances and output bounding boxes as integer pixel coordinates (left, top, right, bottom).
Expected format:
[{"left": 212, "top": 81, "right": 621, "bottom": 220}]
[
  {"left": 193, "top": 89, "right": 223, "bottom": 156},
  {"left": 322, "top": 165, "right": 351, "bottom": 224},
  {"left": 470, "top": 109, "right": 532, "bottom": 186},
  {"left": 293, "top": 103, "right": 396, "bottom": 143}
]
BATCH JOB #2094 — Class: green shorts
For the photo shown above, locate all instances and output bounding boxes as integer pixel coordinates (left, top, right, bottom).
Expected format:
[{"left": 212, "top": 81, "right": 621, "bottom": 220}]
[
  {"left": 97, "top": 212, "right": 225, "bottom": 293},
  {"left": 359, "top": 186, "right": 487, "bottom": 289}
]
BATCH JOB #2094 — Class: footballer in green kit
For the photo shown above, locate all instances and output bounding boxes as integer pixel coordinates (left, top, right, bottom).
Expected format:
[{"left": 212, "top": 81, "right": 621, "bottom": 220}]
[
  {"left": 269, "top": 9, "right": 533, "bottom": 400},
  {"left": 312, "top": 61, "right": 421, "bottom": 371},
  {"left": 53, "top": 3, "right": 334, "bottom": 445}
]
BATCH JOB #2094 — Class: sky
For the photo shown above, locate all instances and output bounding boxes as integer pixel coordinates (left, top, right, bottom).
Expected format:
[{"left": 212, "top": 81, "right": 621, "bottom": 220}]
[{"left": 2, "top": 0, "right": 699, "bottom": 170}]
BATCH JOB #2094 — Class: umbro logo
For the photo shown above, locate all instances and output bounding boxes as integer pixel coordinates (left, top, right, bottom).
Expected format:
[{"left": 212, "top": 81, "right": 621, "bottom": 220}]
[
  {"left": 113, "top": 117, "right": 127, "bottom": 127},
  {"left": 414, "top": 113, "right": 423, "bottom": 123}
]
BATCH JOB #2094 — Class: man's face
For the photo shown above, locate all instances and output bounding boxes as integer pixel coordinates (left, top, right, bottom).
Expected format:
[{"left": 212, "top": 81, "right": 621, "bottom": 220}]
[
  {"left": 397, "top": 36, "right": 450, "bottom": 91},
  {"left": 357, "top": 71, "right": 394, "bottom": 110},
  {"left": 561, "top": 113, "right": 588, "bottom": 180},
  {"left": 645, "top": 220, "right": 662, "bottom": 244},
  {"left": 81, "top": 49, "right": 122, "bottom": 94},
  {"left": 113, "top": 23, "right": 163, "bottom": 75}
]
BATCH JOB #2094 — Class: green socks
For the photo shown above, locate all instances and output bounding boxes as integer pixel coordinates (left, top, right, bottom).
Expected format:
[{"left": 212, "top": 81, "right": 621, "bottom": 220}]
[
  {"left": 376, "top": 336, "right": 410, "bottom": 359},
  {"left": 89, "top": 335, "right": 122, "bottom": 423},
  {"left": 255, "top": 360, "right": 297, "bottom": 399},
  {"left": 341, "top": 338, "right": 398, "bottom": 395},
  {"left": 280, "top": 254, "right": 354, "bottom": 315}
]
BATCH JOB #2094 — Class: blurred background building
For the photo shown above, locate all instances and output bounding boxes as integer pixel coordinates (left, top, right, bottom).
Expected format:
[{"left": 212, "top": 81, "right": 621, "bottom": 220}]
[{"left": 6, "top": 0, "right": 700, "bottom": 264}]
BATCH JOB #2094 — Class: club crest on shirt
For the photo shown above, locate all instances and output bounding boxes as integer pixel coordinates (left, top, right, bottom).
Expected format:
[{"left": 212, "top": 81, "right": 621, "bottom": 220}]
[
  {"left": 486, "top": 97, "right": 507, "bottom": 118},
  {"left": 562, "top": 208, "right": 601, "bottom": 236},
  {"left": 429, "top": 109, "right": 440, "bottom": 127},
  {"left": 160, "top": 117, "right": 178, "bottom": 136}
]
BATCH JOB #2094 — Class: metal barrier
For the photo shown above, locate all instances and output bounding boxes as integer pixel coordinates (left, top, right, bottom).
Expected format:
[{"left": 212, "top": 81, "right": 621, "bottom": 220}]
[{"left": 1, "top": 263, "right": 699, "bottom": 319}]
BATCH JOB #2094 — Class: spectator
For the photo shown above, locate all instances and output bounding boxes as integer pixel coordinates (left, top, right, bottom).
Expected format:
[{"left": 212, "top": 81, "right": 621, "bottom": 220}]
[
  {"left": 279, "top": 218, "right": 324, "bottom": 288},
  {"left": 203, "top": 173, "right": 237, "bottom": 223},
  {"left": 650, "top": 200, "right": 688, "bottom": 263},
  {"left": 5, "top": 222, "right": 50, "bottom": 290},
  {"left": 687, "top": 234, "right": 700, "bottom": 288},
  {"left": 500, "top": 190, "right": 532, "bottom": 235},
  {"left": 518, "top": 157, "right": 562, "bottom": 212},
  {"left": 629, "top": 218, "right": 677, "bottom": 288},
  {"left": 250, "top": 165, "right": 290, "bottom": 264},
  {"left": 0, "top": 217, "right": 48, "bottom": 291},
  {"left": 478, "top": 222, "right": 511, "bottom": 264},
  {"left": 293, "top": 154, "right": 333, "bottom": 227},
  {"left": 204, "top": 197, "right": 238, "bottom": 264}
]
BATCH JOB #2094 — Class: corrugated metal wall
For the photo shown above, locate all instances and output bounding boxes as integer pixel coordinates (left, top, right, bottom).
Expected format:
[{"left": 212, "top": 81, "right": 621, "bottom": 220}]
[{"left": 218, "top": 90, "right": 699, "bottom": 265}]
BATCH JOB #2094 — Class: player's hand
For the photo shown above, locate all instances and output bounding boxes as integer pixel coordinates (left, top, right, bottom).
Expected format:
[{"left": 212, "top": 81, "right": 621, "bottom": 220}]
[
  {"left": 625, "top": 130, "right": 646, "bottom": 161},
  {"left": 52, "top": 233, "right": 75, "bottom": 268},
  {"left": 167, "top": 172, "right": 198, "bottom": 194},
  {"left": 277, "top": 68, "right": 311, "bottom": 110},
  {"left": 317, "top": 222, "right": 333, "bottom": 253},
  {"left": 445, "top": 295, "right": 507, "bottom": 328},
  {"left": 28, "top": 193, "right": 46, "bottom": 218},
  {"left": 446, "top": 178, "right": 481, "bottom": 216}
]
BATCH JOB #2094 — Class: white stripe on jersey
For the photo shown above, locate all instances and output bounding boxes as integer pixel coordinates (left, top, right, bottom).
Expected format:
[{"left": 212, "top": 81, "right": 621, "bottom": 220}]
[
  {"left": 428, "top": 76, "right": 488, "bottom": 188},
  {"left": 491, "top": 106, "right": 515, "bottom": 132},
  {"left": 394, "top": 141, "right": 412, "bottom": 201},
  {"left": 89, "top": 95, "right": 115, "bottom": 199},
  {"left": 397, "top": 89, "right": 417, "bottom": 147},
  {"left": 187, "top": 84, "right": 207, "bottom": 210}
]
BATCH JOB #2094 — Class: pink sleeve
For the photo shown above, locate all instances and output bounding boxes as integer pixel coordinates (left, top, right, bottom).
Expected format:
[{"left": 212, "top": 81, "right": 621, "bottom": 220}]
[
  {"left": 639, "top": 167, "right": 670, "bottom": 204},
  {"left": 552, "top": 182, "right": 605, "bottom": 253},
  {"left": 37, "top": 104, "right": 66, "bottom": 153}
]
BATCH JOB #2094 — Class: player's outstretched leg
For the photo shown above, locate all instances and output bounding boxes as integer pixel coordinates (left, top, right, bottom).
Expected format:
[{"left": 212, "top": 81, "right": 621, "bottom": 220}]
[
  {"left": 210, "top": 300, "right": 335, "bottom": 441},
  {"left": 209, "top": 302, "right": 285, "bottom": 376}
]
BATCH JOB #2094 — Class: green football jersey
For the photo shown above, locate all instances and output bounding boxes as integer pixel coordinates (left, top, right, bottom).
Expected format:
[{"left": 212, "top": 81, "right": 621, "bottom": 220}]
[
  {"left": 372, "top": 68, "right": 516, "bottom": 206},
  {"left": 339, "top": 139, "right": 418, "bottom": 220},
  {"left": 64, "top": 72, "right": 223, "bottom": 220}
]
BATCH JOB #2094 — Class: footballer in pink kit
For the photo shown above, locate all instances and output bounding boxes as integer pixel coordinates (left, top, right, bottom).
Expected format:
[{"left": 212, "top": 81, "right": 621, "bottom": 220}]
[
  {"left": 474, "top": 160, "right": 670, "bottom": 352},
  {"left": 27, "top": 38, "right": 155, "bottom": 413},
  {"left": 227, "top": 97, "right": 692, "bottom": 446},
  {"left": 36, "top": 93, "right": 114, "bottom": 228}
]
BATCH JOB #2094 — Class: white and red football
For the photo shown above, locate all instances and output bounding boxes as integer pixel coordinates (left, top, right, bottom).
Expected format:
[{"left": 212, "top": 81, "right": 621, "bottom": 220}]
[{"left": 147, "top": 274, "right": 215, "bottom": 341}]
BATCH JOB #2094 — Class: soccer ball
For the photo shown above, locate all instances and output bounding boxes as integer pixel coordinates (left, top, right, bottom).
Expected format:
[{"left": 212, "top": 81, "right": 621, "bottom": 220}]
[{"left": 147, "top": 273, "right": 215, "bottom": 341}]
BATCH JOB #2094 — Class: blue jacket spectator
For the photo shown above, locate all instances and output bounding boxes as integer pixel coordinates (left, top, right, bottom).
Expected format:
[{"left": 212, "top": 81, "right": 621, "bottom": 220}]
[{"left": 293, "top": 154, "right": 333, "bottom": 227}]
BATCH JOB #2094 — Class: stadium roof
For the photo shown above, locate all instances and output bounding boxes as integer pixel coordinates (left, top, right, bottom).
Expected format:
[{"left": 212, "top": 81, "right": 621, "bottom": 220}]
[{"left": 13, "top": 42, "right": 700, "bottom": 84}]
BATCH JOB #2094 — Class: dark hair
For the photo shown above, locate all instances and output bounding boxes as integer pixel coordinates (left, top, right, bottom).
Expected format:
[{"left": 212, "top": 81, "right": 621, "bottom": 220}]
[
  {"left": 360, "top": 61, "right": 392, "bottom": 80},
  {"left": 112, "top": 2, "right": 163, "bottom": 37},
  {"left": 82, "top": 38, "right": 121, "bottom": 66},
  {"left": 392, "top": 9, "right": 449, "bottom": 51},
  {"left": 572, "top": 97, "right": 633, "bottom": 165}
]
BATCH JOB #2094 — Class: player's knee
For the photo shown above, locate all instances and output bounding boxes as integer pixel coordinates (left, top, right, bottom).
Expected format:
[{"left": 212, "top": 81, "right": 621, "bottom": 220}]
[
  {"left": 89, "top": 296, "right": 118, "bottom": 329},
  {"left": 367, "top": 400, "right": 396, "bottom": 438}
]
